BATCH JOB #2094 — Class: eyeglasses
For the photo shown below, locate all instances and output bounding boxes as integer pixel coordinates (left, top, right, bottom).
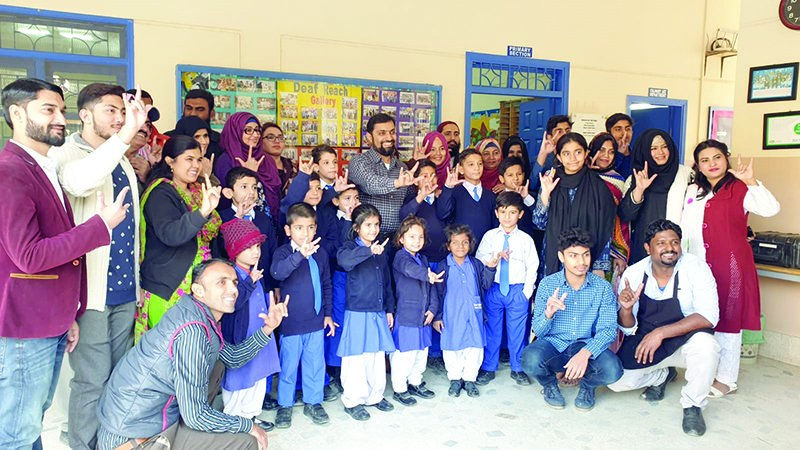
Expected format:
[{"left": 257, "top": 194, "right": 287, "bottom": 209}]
[
  {"left": 243, "top": 127, "right": 261, "bottom": 136},
  {"left": 264, "top": 134, "right": 285, "bottom": 142}
]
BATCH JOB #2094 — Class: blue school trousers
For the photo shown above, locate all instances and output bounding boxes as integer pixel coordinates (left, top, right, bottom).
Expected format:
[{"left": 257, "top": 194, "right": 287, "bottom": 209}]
[
  {"left": 278, "top": 330, "right": 325, "bottom": 407},
  {"left": 481, "top": 283, "right": 528, "bottom": 372}
]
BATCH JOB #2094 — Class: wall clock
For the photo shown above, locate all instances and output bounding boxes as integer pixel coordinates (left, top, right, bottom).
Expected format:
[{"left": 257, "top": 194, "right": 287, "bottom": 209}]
[{"left": 780, "top": 0, "right": 800, "bottom": 30}]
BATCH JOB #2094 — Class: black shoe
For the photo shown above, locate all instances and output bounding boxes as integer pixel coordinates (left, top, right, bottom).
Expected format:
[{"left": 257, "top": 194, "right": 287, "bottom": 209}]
[
  {"left": 303, "top": 403, "right": 330, "bottom": 425},
  {"left": 642, "top": 367, "right": 678, "bottom": 402},
  {"left": 369, "top": 398, "right": 394, "bottom": 412},
  {"left": 262, "top": 393, "right": 279, "bottom": 411},
  {"left": 407, "top": 381, "right": 436, "bottom": 399},
  {"left": 329, "top": 376, "right": 343, "bottom": 394},
  {"left": 475, "top": 369, "right": 495, "bottom": 386},
  {"left": 499, "top": 348, "right": 510, "bottom": 366},
  {"left": 275, "top": 407, "right": 292, "bottom": 429},
  {"left": 682, "top": 406, "right": 707, "bottom": 436},
  {"left": 427, "top": 356, "right": 446, "bottom": 373},
  {"left": 448, "top": 380, "right": 464, "bottom": 397},
  {"left": 255, "top": 420, "right": 274, "bottom": 432},
  {"left": 510, "top": 371, "right": 532, "bottom": 386},
  {"left": 293, "top": 390, "right": 303, "bottom": 406},
  {"left": 344, "top": 405, "right": 371, "bottom": 421},
  {"left": 323, "top": 384, "right": 340, "bottom": 402},
  {"left": 464, "top": 381, "right": 480, "bottom": 397},
  {"left": 392, "top": 391, "right": 418, "bottom": 406}
]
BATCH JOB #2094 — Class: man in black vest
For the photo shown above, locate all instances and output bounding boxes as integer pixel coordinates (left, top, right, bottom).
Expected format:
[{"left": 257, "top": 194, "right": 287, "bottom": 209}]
[{"left": 608, "top": 219, "right": 721, "bottom": 436}]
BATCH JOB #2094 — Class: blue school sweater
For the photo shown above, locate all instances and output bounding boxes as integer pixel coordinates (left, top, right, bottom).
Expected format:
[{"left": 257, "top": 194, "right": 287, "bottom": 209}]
[
  {"left": 436, "top": 184, "right": 498, "bottom": 243},
  {"left": 399, "top": 192, "right": 447, "bottom": 262},
  {"left": 279, "top": 172, "right": 339, "bottom": 257},
  {"left": 336, "top": 240, "right": 394, "bottom": 313},
  {"left": 392, "top": 249, "right": 440, "bottom": 327},
  {"left": 270, "top": 243, "right": 333, "bottom": 336}
]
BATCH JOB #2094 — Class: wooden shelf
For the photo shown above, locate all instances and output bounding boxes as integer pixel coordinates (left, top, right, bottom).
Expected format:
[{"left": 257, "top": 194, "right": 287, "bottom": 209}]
[{"left": 756, "top": 264, "right": 800, "bottom": 283}]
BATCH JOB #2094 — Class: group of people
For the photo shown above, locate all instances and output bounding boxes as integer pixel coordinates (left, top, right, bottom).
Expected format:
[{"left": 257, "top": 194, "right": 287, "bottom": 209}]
[{"left": 0, "top": 77, "right": 780, "bottom": 450}]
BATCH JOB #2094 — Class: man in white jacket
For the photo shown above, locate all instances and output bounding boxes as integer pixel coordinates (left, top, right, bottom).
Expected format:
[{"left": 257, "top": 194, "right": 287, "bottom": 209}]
[{"left": 49, "top": 83, "right": 147, "bottom": 450}]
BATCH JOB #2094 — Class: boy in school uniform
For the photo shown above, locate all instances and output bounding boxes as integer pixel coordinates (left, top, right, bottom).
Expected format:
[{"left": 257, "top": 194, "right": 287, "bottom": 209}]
[
  {"left": 311, "top": 144, "right": 341, "bottom": 207},
  {"left": 280, "top": 168, "right": 339, "bottom": 257},
  {"left": 437, "top": 148, "right": 497, "bottom": 245},
  {"left": 475, "top": 192, "right": 539, "bottom": 386},
  {"left": 497, "top": 157, "right": 539, "bottom": 239},
  {"left": 270, "top": 203, "right": 335, "bottom": 428}
]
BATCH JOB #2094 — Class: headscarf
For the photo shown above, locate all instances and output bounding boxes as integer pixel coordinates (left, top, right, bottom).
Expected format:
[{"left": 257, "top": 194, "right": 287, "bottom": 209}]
[
  {"left": 630, "top": 129, "right": 679, "bottom": 194},
  {"left": 501, "top": 135, "right": 530, "bottom": 180},
  {"left": 587, "top": 132, "right": 619, "bottom": 175},
  {"left": 476, "top": 138, "right": 502, "bottom": 190},
  {"left": 544, "top": 164, "right": 616, "bottom": 275},
  {"left": 219, "top": 112, "right": 281, "bottom": 216},
  {"left": 422, "top": 131, "right": 450, "bottom": 188}
]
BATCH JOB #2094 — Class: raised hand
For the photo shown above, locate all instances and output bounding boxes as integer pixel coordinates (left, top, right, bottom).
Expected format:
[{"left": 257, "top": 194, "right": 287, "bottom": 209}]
[
  {"left": 199, "top": 174, "right": 221, "bottom": 217},
  {"left": 423, "top": 310, "right": 435, "bottom": 326},
  {"left": 632, "top": 162, "right": 657, "bottom": 202},
  {"left": 119, "top": 85, "right": 148, "bottom": 145},
  {"left": 395, "top": 162, "right": 419, "bottom": 188},
  {"left": 370, "top": 237, "right": 390, "bottom": 255},
  {"left": 334, "top": 167, "right": 356, "bottom": 192},
  {"left": 412, "top": 145, "right": 427, "bottom": 162},
  {"left": 617, "top": 137, "right": 629, "bottom": 155},
  {"left": 544, "top": 287, "right": 567, "bottom": 319},
  {"left": 588, "top": 152, "right": 602, "bottom": 170},
  {"left": 298, "top": 157, "right": 314, "bottom": 175},
  {"left": 324, "top": 316, "right": 339, "bottom": 337},
  {"left": 250, "top": 266, "right": 263, "bottom": 284},
  {"left": 728, "top": 155, "right": 756, "bottom": 185},
  {"left": 538, "top": 169, "right": 560, "bottom": 206},
  {"left": 129, "top": 156, "right": 150, "bottom": 183},
  {"left": 300, "top": 237, "right": 321, "bottom": 257},
  {"left": 538, "top": 130, "right": 555, "bottom": 159},
  {"left": 416, "top": 178, "right": 437, "bottom": 202},
  {"left": 516, "top": 179, "right": 530, "bottom": 199},
  {"left": 427, "top": 269, "right": 445, "bottom": 284},
  {"left": 200, "top": 153, "right": 215, "bottom": 179},
  {"left": 234, "top": 197, "right": 256, "bottom": 219},
  {"left": 618, "top": 278, "right": 644, "bottom": 311},
  {"left": 236, "top": 145, "right": 265, "bottom": 172},
  {"left": 147, "top": 142, "right": 162, "bottom": 166},
  {"left": 444, "top": 166, "right": 464, "bottom": 188},
  {"left": 260, "top": 291, "right": 290, "bottom": 334},
  {"left": 97, "top": 186, "right": 131, "bottom": 229}
]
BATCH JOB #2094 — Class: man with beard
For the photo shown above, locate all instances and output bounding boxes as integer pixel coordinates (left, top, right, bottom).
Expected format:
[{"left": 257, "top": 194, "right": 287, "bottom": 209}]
[
  {"left": 49, "top": 83, "right": 148, "bottom": 450},
  {"left": 348, "top": 113, "right": 418, "bottom": 235},
  {"left": 437, "top": 120, "right": 461, "bottom": 164},
  {"left": 608, "top": 219, "right": 720, "bottom": 437},
  {"left": 0, "top": 78, "right": 132, "bottom": 449},
  {"left": 179, "top": 88, "right": 221, "bottom": 144}
]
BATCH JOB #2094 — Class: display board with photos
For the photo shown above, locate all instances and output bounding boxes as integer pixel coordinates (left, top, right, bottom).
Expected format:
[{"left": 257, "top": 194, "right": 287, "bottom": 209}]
[{"left": 178, "top": 65, "right": 441, "bottom": 173}]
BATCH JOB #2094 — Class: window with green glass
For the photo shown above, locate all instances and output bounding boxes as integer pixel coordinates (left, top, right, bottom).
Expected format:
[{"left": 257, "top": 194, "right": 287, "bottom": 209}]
[{"left": 0, "top": 13, "right": 126, "bottom": 58}]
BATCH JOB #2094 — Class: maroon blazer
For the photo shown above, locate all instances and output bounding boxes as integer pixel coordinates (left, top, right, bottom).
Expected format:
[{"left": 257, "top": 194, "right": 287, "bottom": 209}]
[{"left": 0, "top": 141, "right": 110, "bottom": 338}]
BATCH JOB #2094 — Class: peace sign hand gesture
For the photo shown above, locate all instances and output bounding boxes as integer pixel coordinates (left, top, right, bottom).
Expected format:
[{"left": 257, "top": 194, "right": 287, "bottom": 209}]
[
  {"left": 728, "top": 155, "right": 756, "bottom": 185},
  {"left": 236, "top": 145, "right": 265, "bottom": 172},
  {"left": 300, "top": 237, "right": 321, "bottom": 258},
  {"left": 97, "top": 186, "right": 131, "bottom": 229},
  {"left": 199, "top": 174, "right": 221, "bottom": 217},
  {"left": 618, "top": 278, "right": 644, "bottom": 311},
  {"left": 444, "top": 166, "right": 464, "bottom": 189},
  {"left": 544, "top": 287, "right": 567, "bottom": 319}
]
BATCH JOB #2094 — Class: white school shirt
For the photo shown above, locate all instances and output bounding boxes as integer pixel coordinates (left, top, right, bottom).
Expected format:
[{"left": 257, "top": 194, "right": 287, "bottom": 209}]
[
  {"left": 462, "top": 180, "right": 483, "bottom": 200},
  {"left": 504, "top": 187, "right": 535, "bottom": 207},
  {"left": 13, "top": 139, "right": 66, "bottom": 210},
  {"left": 475, "top": 226, "right": 539, "bottom": 298},
  {"left": 617, "top": 253, "right": 719, "bottom": 336},
  {"left": 679, "top": 182, "right": 780, "bottom": 260}
]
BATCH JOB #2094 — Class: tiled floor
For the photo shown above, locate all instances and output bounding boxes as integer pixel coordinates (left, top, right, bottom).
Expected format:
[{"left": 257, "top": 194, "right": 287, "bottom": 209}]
[{"left": 43, "top": 356, "right": 799, "bottom": 449}]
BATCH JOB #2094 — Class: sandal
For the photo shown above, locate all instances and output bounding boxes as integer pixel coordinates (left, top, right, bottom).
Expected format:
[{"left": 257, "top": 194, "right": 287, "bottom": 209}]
[{"left": 708, "top": 382, "right": 738, "bottom": 398}]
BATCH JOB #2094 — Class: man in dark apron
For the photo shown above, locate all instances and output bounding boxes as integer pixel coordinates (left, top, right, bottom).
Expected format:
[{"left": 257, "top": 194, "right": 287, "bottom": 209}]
[{"left": 607, "top": 220, "right": 720, "bottom": 437}]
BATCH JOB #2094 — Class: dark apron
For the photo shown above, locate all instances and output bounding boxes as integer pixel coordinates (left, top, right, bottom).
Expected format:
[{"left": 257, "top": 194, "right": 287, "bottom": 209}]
[{"left": 618, "top": 273, "right": 713, "bottom": 369}]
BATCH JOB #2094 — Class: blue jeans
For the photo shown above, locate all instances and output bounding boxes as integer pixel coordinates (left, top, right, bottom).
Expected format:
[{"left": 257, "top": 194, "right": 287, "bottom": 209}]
[
  {"left": 521, "top": 339, "right": 623, "bottom": 389},
  {"left": 0, "top": 333, "right": 68, "bottom": 450}
]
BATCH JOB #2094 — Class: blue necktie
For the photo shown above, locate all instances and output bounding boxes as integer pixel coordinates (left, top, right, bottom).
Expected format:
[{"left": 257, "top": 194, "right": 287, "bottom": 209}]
[
  {"left": 308, "top": 255, "right": 322, "bottom": 314},
  {"left": 425, "top": 195, "right": 434, "bottom": 205},
  {"left": 500, "top": 234, "right": 510, "bottom": 295},
  {"left": 472, "top": 187, "right": 480, "bottom": 202}
]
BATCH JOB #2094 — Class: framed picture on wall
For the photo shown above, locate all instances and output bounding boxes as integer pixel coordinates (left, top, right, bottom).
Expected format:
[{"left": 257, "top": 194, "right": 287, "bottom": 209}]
[
  {"left": 762, "top": 111, "right": 800, "bottom": 150},
  {"left": 707, "top": 107, "right": 733, "bottom": 149},
  {"left": 747, "top": 62, "right": 798, "bottom": 103}
]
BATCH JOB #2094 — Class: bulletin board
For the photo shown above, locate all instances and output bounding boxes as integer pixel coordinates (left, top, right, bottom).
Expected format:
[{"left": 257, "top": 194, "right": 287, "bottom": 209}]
[{"left": 177, "top": 65, "right": 441, "bottom": 171}]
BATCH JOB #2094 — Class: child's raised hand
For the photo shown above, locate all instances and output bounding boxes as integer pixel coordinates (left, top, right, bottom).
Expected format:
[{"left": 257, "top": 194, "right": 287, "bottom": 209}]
[
  {"left": 432, "top": 320, "right": 444, "bottom": 333},
  {"left": 298, "top": 157, "right": 314, "bottom": 175},
  {"left": 250, "top": 266, "right": 263, "bottom": 283},
  {"left": 444, "top": 166, "right": 463, "bottom": 188},
  {"left": 516, "top": 179, "right": 530, "bottom": 199},
  {"left": 300, "top": 237, "right": 321, "bottom": 257},
  {"left": 334, "top": 167, "right": 356, "bottom": 192},
  {"left": 324, "top": 316, "right": 339, "bottom": 337},
  {"left": 427, "top": 269, "right": 445, "bottom": 284},
  {"left": 386, "top": 312, "right": 394, "bottom": 329},
  {"left": 370, "top": 237, "right": 389, "bottom": 255},
  {"left": 423, "top": 310, "right": 435, "bottom": 326},
  {"left": 235, "top": 198, "right": 256, "bottom": 219}
]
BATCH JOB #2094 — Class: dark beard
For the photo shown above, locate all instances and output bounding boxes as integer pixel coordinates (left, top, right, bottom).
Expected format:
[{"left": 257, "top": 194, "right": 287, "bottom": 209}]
[
  {"left": 448, "top": 141, "right": 460, "bottom": 153},
  {"left": 373, "top": 145, "right": 396, "bottom": 157},
  {"left": 26, "top": 119, "right": 65, "bottom": 146}
]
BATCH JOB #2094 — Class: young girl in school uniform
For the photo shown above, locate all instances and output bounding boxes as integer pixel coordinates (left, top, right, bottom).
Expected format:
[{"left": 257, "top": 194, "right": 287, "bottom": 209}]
[
  {"left": 390, "top": 215, "right": 442, "bottom": 406},
  {"left": 336, "top": 204, "right": 396, "bottom": 421},
  {"left": 433, "top": 224, "right": 498, "bottom": 398}
]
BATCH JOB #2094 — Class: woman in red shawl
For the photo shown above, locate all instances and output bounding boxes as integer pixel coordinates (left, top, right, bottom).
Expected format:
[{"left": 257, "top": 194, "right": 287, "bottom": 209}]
[
  {"left": 476, "top": 138, "right": 503, "bottom": 192},
  {"left": 421, "top": 131, "right": 450, "bottom": 190},
  {"left": 214, "top": 112, "right": 281, "bottom": 224}
]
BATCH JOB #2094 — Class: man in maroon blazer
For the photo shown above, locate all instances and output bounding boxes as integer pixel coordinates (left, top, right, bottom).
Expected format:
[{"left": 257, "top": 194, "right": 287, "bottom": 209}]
[{"left": 0, "top": 78, "right": 134, "bottom": 450}]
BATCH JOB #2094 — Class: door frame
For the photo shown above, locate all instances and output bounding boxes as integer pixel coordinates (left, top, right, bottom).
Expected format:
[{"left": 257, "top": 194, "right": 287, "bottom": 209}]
[
  {"left": 464, "top": 52, "right": 570, "bottom": 147},
  {"left": 626, "top": 95, "right": 688, "bottom": 161}
]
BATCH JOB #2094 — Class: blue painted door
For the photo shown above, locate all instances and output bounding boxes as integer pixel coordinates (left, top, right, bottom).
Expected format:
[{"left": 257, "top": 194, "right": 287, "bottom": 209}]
[
  {"left": 630, "top": 106, "right": 685, "bottom": 160},
  {"left": 518, "top": 98, "right": 553, "bottom": 164}
]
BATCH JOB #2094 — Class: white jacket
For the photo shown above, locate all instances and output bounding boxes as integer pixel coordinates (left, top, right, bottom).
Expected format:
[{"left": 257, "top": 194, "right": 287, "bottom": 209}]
[{"left": 50, "top": 132, "right": 141, "bottom": 311}]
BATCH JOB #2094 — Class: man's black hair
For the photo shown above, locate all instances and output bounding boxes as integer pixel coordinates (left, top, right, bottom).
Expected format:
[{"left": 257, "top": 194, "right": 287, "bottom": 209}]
[
  {"left": 644, "top": 219, "right": 682, "bottom": 244},
  {"left": 2, "top": 78, "right": 64, "bottom": 128},
  {"left": 557, "top": 228, "right": 594, "bottom": 253}
]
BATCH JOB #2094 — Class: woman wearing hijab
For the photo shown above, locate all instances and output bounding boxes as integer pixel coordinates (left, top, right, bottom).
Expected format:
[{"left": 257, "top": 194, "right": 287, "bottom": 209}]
[
  {"left": 214, "top": 112, "right": 282, "bottom": 224},
  {"left": 477, "top": 138, "right": 503, "bottom": 192},
  {"left": 502, "top": 136, "right": 531, "bottom": 181},
  {"left": 167, "top": 115, "right": 223, "bottom": 162},
  {"left": 533, "top": 132, "right": 616, "bottom": 275},
  {"left": 420, "top": 131, "right": 451, "bottom": 190},
  {"left": 588, "top": 132, "right": 630, "bottom": 278},
  {"left": 260, "top": 122, "right": 297, "bottom": 196},
  {"left": 619, "top": 129, "right": 692, "bottom": 264},
  {"left": 134, "top": 136, "right": 222, "bottom": 340}
]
